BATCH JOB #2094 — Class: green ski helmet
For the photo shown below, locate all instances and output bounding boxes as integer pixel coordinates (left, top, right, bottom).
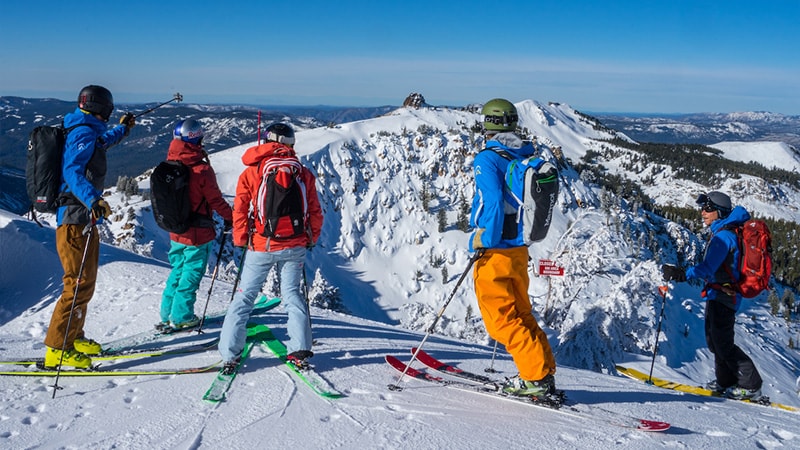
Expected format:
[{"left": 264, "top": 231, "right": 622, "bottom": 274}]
[{"left": 481, "top": 98, "right": 518, "bottom": 132}]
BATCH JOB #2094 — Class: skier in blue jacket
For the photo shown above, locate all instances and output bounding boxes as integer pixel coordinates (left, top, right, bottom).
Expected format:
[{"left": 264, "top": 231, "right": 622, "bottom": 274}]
[
  {"left": 662, "top": 191, "right": 763, "bottom": 400},
  {"left": 469, "top": 98, "right": 557, "bottom": 398},
  {"left": 43, "top": 85, "right": 135, "bottom": 369}
]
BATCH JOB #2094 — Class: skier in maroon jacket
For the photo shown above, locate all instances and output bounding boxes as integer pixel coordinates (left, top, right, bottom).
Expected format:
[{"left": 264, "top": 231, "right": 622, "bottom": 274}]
[{"left": 159, "top": 119, "right": 233, "bottom": 330}]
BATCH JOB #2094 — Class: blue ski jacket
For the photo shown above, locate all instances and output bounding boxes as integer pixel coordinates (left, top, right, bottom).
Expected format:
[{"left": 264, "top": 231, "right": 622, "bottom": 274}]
[
  {"left": 57, "top": 108, "right": 127, "bottom": 226},
  {"left": 469, "top": 133, "right": 536, "bottom": 251},
  {"left": 686, "top": 205, "right": 750, "bottom": 310}
]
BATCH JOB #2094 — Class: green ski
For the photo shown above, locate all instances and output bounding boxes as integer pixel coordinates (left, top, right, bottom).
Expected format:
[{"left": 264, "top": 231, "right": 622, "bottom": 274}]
[
  {"left": 258, "top": 325, "right": 343, "bottom": 399},
  {"left": 202, "top": 324, "right": 269, "bottom": 403}
]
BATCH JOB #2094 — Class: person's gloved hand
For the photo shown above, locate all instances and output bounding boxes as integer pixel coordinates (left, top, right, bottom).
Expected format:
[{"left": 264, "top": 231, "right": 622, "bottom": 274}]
[
  {"left": 471, "top": 229, "right": 485, "bottom": 253},
  {"left": 91, "top": 198, "right": 112, "bottom": 221},
  {"left": 223, "top": 220, "right": 233, "bottom": 233},
  {"left": 662, "top": 264, "right": 686, "bottom": 282},
  {"left": 120, "top": 113, "right": 135, "bottom": 136}
]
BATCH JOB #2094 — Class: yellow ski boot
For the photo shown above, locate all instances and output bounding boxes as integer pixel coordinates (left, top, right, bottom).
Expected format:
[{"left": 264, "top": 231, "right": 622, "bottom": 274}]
[
  {"left": 74, "top": 338, "right": 102, "bottom": 355},
  {"left": 44, "top": 347, "right": 92, "bottom": 369}
]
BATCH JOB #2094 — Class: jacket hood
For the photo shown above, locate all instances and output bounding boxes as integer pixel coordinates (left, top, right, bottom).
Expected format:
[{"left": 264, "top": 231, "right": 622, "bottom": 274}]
[
  {"left": 710, "top": 205, "right": 750, "bottom": 233},
  {"left": 241, "top": 142, "right": 296, "bottom": 167},
  {"left": 63, "top": 107, "right": 107, "bottom": 134},
  {"left": 167, "top": 139, "right": 207, "bottom": 165},
  {"left": 485, "top": 132, "right": 535, "bottom": 159}
]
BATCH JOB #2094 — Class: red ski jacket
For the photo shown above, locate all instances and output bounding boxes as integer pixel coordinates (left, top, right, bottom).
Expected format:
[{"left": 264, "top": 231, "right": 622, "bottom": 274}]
[
  {"left": 233, "top": 142, "right": 322, "bottom": 252},
  {"left": 166, "top": 139, "right": 233, "bottom": 246}
]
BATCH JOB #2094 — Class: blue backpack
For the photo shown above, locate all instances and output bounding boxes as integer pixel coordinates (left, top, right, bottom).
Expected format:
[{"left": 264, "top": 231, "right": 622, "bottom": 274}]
[{"left": 494, "top": 151, "right": 559, "bottom": 245}]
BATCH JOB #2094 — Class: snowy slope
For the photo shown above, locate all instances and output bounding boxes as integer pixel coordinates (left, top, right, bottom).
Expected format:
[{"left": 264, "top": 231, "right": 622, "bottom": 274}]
[
  {"left": 1, "top": 209, "right": 800, "bottom": 449},
  {"left": 709, "top": 141, "right": 800, "bottom": 172}
]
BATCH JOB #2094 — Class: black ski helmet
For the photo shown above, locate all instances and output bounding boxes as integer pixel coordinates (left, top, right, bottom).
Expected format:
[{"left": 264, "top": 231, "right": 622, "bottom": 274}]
[
  {"left": 77, "top": 85, "right": 114, "bottom": 121},
  {"left": 264, "top": 123, "right": 295, "bottom": 145},
  {"left": 696, "top": 191, "right": 733, "bottom": 218},
  {"left": 173, "top": 119, "right": 204, "bottom": 145}
]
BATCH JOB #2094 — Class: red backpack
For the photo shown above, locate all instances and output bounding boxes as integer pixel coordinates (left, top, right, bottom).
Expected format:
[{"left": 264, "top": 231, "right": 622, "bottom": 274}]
[
  {"left": 253, "top": 154, "right": 308, "bottom": 239},
  {"left": 721, "top": 220, "right": 773, "bottom": 298}
]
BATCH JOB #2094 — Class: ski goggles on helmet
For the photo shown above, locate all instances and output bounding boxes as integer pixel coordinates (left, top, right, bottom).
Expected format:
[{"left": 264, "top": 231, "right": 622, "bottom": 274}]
[
  {"left": 483, "top": 113, "right": 519, "bottom": 126},
  {"left": 696, "top": 193, "right": 719, "bottom": 213}
]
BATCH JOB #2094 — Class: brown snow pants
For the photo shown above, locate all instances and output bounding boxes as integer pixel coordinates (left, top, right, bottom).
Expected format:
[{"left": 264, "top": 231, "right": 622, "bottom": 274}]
[
  {"left": 43, "top": 224, "right": 99, "bottom": 350},
  {"left": 473, "top": 246, "right": 556, "bottom": 381}
]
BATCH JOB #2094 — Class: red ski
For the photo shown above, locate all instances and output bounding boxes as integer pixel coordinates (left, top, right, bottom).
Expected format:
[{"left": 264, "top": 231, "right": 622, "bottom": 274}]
[{"left": 386, "top": 353, "right": 670, "bottom": 433}]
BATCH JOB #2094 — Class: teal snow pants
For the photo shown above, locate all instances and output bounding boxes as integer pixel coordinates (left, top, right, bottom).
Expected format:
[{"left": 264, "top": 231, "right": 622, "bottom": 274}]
[{"left": 160, "top": 240, "right": 213, "bottom": 324}]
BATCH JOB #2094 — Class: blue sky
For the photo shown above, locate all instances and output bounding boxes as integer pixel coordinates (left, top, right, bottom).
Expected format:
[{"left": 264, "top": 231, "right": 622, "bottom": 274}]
[{"left": 2, "top": 1, "right": 798, "bottom": 114}]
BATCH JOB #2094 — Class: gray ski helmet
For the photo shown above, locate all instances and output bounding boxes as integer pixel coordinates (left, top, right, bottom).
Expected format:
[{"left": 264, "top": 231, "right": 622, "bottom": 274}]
[
  {"left": 173, "top": 119, "right": 204, "bottom": 145},
  {"left": 78, "top": 85, "right": 114, "bottom": 121},
  {"left": 265, "top": 123, "right": 295, "bottom": 145},
  {"left": 696, "top": 191, "right": 732, "bottom": 218}
]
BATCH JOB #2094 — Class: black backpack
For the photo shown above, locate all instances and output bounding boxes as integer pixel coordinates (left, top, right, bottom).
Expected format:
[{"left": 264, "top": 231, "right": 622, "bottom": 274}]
[
  {"left": 150, "top": 160, "right": 194, "bottom": 233},
  {"left": 26, "top": 123, "right": 88, "bottom": 213}
]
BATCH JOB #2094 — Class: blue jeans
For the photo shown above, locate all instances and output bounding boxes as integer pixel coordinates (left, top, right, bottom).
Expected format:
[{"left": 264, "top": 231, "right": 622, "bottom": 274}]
[
  {"left": 219, "top": 247, "right": 310, "bottom": 362},
  {"left": 161, "top": 240, "right": 212, "bottom": 324}
]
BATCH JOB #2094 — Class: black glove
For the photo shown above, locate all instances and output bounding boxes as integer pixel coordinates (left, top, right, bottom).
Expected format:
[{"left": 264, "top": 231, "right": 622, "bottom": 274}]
[
  {"left": 120, "top": 113, "right": 135, "bottom": 135},
  {"left": 91, "top": 198, "right": 112, "bottom": 221},
  {"left": 662, "top": 264, "right": 686, "bottom": 282},
  {"left": 223, "top": 220, "right": 233, "bottom": 232}
]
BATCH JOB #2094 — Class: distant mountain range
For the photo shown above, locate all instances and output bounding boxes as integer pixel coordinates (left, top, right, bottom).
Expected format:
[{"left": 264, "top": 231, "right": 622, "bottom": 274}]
[
  {"left": 595, "top": 111, "right": 800, "bottom": 146},
  {"left": 3, "top": 96, "right": 799, "bottom": 218},
  {"left": 0, "top": 96, "right": 394, "bottom": 183}
]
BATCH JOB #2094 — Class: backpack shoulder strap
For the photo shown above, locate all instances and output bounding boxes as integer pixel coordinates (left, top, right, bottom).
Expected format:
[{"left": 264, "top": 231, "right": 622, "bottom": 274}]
[
  {"left": 707, "top": 225, "right": 742, "bottom": 296},
  {"left": 480, "top": 147, "right": 513, "bottom": 161},
  {"left": 64, "top": 123, "right": 91, "bottom": 133}
]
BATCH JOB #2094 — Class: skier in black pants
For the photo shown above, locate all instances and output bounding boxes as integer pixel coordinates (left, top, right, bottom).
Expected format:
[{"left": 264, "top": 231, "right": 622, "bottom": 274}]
[{"left": 662, "top": 191, "right": 763, "bottom": 400}]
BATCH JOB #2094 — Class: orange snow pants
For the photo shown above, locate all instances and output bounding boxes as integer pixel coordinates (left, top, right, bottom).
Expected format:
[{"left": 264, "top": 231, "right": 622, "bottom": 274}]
[
  {"left": 44, "top": 224, "right": 99, "bottom": 350},
  {"left": 473, "top": 246, "right": 556, "bottom": 381}
]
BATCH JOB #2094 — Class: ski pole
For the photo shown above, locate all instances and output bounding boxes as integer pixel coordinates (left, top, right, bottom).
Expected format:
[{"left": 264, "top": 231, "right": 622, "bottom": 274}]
[
  {"left": 485, "top": 340, "right": 500, "bottom": 373},
  {"left": 197, "top": 231, "right": 228, "bottom": 334},
  {"left": 51, "top": 223, "right": 95, "bottom": 398},
  {"left": 647, "top": 285, "right": 669, "bottom": 384},
  {"left": 388, "top": 250, "right": 484, "bottom": 391},
  {"left": 132, "top": 93, "right": 183, "bottom": 119}
]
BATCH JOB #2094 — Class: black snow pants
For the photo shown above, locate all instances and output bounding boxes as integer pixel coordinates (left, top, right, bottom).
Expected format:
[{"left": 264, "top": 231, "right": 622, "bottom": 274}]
[{"left": 705, "top": 299, "right": 763, "bottom": 390}]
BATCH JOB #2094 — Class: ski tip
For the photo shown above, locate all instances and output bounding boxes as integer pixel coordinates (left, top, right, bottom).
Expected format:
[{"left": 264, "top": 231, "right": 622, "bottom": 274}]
[{"left": 638, "top": 419, "right": 671, "bottom": 432}]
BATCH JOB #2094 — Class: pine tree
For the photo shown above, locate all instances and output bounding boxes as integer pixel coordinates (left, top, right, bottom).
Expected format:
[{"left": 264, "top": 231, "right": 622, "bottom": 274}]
[
  {"left": 768, "top": 290, "right": 781, "bottom": 316},
  {"left": 308, "top": 268, "right": 346, "bottom": 313},
  {"left": 126, "top": 177, "right": 139, "bottom": 196},
  {"left": 456, "top": 194, "right": 471, "bottom": 232},
  {"left": 782, "top": 289, "right": 795, "bottom": 322},
  {"left": 421, "top": 183, "right": 430, "bottom": 211},
  {"left": 437, "top": 208, "right": 447, "bottom": 232}
]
